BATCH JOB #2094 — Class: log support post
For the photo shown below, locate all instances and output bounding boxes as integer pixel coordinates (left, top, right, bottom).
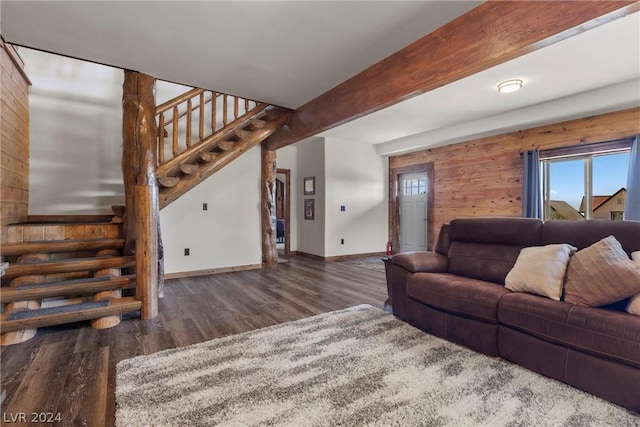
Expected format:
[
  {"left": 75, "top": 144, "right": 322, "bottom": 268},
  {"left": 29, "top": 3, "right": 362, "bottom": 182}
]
[
  {"left": 261, "top": 142, "right": 278, "bottom": 268},
  {"left": 122, "top": 70, "right": 159, "bottom": 319}
]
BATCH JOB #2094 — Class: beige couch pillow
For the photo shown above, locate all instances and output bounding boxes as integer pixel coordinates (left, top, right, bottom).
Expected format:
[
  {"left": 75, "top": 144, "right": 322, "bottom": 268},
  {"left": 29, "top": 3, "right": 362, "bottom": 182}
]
[
  {"left": 626, "top": 252, "right": 640, "bottom": 315},
  {"left": 505, "top": 244, "right": 577, "bottom": 301},
  {"left": 564, "top": 236, "right": 640, "bottom": 307}
]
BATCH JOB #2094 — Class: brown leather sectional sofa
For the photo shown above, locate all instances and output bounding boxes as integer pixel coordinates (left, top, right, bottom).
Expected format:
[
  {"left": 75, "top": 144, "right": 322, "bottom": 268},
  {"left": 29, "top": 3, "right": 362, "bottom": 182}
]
[{"left": 387, "top": 218, "right": 640, "bottom": 412}]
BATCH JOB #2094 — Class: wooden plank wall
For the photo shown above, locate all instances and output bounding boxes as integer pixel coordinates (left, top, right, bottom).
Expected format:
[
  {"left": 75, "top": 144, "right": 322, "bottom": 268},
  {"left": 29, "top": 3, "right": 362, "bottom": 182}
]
[
  {"left": 389, "top": 108, "right": 640, "bottom": 247},
  {"left": 1, "top": 41, "right": 31, "bottom": 243}
]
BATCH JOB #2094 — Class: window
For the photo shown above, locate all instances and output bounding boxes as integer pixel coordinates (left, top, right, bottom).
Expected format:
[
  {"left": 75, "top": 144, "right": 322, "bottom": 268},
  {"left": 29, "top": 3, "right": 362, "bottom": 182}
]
[
  {"left": 403, "top": 178, "right": 426, "bottom": 196},
  {"left": 541, "top": 140, "right": 631, "bottom": 221}
]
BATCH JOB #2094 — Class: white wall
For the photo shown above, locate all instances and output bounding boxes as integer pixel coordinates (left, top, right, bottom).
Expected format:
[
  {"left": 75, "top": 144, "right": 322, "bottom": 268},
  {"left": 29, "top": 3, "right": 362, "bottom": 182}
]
[
  {"left": 24, "top": 48, "right": 125, "bottom": 214},
  {"left": 295, "top": 137, "right": 325, "bottom": 256},
  {"left": 291, "top": 137, "right": 388, "bottom": 257},
  {"left": 160, "top": 146, "right": 262, "bottom": 274},
  {"left": 23, "top": 49, "right": 202, "bottom": 215},
  {"left": 324, "top": 137, "right": 388, "bottom": 256},
  {"left": 276, "top": 145, "right": 298, "bottom": 251}
]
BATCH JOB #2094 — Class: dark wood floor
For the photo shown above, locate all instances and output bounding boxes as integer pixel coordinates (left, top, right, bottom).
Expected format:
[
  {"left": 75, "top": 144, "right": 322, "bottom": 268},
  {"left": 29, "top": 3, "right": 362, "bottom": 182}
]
[{"left": 1, "top": 256, "right": 387, "bottom": 426}]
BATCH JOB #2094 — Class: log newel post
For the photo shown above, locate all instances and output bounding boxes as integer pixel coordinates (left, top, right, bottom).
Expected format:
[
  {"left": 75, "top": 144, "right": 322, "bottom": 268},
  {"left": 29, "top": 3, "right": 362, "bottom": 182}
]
[
  {"left": 122, "top": 70, "right": 159, "bottom": 319},
  {"left": 261, "top": 142, "right": 278, "bottom": 268}
]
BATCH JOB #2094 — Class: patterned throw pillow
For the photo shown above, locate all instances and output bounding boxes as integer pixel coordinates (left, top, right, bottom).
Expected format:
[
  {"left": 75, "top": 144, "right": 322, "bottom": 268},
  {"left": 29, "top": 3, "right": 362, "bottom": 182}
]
[
  {"left": 626, "top": 252, "right": 640, "bottom": 315},
  {"left": 564, "top": 236, "right": 640, "bottom": 307},
  {"left": 505, "top": 244, "right": 577, "bottom": 301}
]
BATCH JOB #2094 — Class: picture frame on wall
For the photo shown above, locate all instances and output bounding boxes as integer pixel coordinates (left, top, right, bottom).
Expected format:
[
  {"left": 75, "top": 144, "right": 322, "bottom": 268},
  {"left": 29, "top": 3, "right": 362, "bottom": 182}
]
[
  {"left": 303, "top": 176, "right": 315, "bottom": 195},
  {"left": 304, "top": 199, "right": 315, "bottom": 220}
]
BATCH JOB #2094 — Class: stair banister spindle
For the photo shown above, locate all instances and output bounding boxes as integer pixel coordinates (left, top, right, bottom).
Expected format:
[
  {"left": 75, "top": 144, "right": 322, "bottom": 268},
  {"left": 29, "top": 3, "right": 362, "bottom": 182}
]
[
  {"left": 211, "top": 92, "right": 217, "bottom": 133},
  {"left": 158, "top": 112, "right": 165, "bottom": 165},
  {"left": 234, "top": 96, "right": 239, "bottom": 120},
  {"left": 186, "top": 99, "right": 192, "bottom": 148},
  {"left": 223, "top": 94, "right": 228, "bottom": 127},
  {"left": 161, "top": 94, "right": 211, "bottom": 128},
  {"left": 245, "top": 98, "right": 250, "bottom": 114},
  {"left": 172, "top": 106, "right": 179, "bottom": 156},
  {"left": 199, "top": 93, "right": 205, "bottom": 140}
]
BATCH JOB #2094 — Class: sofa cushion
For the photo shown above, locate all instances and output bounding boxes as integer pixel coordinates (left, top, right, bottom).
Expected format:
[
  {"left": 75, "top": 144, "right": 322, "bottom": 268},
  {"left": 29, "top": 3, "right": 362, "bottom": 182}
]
[
  {"left": 541, "top": 219, "right": 640, "bottom": 256},
  {"left": 498, "top": 293, "right": 640, "bottom": 368},
  {"left": 448, "top": 242, "right": 524, "bottom": 285},
  {"left": 407, "top": 273, "right": 510, "bottom": 324},
  {"left": 564, "top": 236, "right": 640, "bottom": 307},
  {"left": 505, "top": 244, "right": 577, "bottom": 301},
  {"left": 449, "top": 218, "right": 543, "bottom": 246},
  {"left": 434, "top": 223, "right": 451, "bottom": 256},
  {"left": 447, "top": 218, "right": 543, "bottom": 284},
  {"left": 626, "top": 251, "right": 640, "bottom": 315}
]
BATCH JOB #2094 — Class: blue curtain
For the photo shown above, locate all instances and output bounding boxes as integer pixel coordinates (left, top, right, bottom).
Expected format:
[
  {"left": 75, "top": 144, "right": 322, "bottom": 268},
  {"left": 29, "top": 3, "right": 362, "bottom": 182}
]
[
  {"left": 522, "top": 150, "right": 542, "bottom": 219},
  {"left": 625, "top": 135, "right": 640, "bottom": 220}
]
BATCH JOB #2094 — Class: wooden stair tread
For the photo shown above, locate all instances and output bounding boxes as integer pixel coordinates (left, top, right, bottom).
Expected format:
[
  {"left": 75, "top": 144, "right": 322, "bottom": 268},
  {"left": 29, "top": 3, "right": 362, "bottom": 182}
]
[
  {"left": 217, "top": 140, "right": 235, "bottom": 151},
  {"left": 1, "top": 238, "right": 125, "bottom": 256},
  {"left": 234, "top": 129, "right": 252, "bottom": 139},
  {"left": 0, "top": 275, "right": 135, "bottom": 304},
  {"left": 249, "top": 119, "right": 266, "bottom": 130},
  {"left": 199, "top": 152, "right": 218, "bottom": 162},
  {"left": 179, "top": 163, "right": 198, "bottom": 175},
  {"left": 3, "top": 256, "right": 135, "bottom": 278},
  {"left": 0, "top": 296, "right": 141, "bottom": 333},
  {"left": 261, "top": 108, "right": 280, "bottom": 121},
  {"left": 158, "top": 175, "right": 180, "bottom": 188}
]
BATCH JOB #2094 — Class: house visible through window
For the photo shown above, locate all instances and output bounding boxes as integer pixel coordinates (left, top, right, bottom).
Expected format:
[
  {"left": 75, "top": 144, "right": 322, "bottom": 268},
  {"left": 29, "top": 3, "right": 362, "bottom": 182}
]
[{"left": 541, "top": 139, "right": 631, "bottom": 221}]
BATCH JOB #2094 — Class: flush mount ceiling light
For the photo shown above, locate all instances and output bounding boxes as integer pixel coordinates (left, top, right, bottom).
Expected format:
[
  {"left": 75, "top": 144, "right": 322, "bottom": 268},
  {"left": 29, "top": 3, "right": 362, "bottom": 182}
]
[{"left": 497, "top": 79, "right": 523, "bottom": 94}]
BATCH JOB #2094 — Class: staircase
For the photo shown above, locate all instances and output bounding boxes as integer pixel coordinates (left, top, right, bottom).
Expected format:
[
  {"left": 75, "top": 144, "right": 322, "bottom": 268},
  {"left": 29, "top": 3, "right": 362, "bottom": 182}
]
[
  {"left": 0, "top": 84, "right": 290, "bottom": 345},
  {"left": 154, "top": 89, "right": 290, "bottom": 207},
  {"left": 0, "top": 217, "right": 138, "bottom": 345}
]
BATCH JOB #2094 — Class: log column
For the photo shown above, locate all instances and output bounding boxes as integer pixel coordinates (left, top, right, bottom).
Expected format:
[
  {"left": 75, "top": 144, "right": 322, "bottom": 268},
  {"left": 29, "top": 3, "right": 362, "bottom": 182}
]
[
  {"left": 261, "top": 142, "right": 278, "bottom": 267},
  {"left": 122, "top": 71, "right": 159, "bottom": 319}
]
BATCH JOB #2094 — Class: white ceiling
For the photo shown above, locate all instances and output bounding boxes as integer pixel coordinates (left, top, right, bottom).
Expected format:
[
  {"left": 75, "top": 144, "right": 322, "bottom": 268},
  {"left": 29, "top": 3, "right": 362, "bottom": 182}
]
[
  {"left": 2, "top": 2, "right": 639, "bottom": 155},
  {"left": 0, "top": 1, "right": 480, "bottom": 108}
]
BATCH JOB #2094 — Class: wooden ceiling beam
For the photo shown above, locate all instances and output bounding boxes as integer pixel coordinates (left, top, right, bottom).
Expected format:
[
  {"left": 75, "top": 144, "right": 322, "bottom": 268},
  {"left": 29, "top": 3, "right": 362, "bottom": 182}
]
[{"left": 267, "top": 1, "right": 639, "bottom": 150}]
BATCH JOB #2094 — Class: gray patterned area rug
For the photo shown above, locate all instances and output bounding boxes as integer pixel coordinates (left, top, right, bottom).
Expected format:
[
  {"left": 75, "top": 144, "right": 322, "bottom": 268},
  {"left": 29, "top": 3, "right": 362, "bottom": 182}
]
[{"left": 116, "top": 305, "right": 639, "bottom": 426}]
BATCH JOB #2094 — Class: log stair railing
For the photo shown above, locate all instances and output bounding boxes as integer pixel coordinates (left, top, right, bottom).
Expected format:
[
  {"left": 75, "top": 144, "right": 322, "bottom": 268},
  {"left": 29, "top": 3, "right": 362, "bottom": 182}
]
[
  {"left": 0, "top": 219, "right": 139, "bottom": 346},
  {"left": 154, "top": 86, "right": 291, "bottom": 207}
]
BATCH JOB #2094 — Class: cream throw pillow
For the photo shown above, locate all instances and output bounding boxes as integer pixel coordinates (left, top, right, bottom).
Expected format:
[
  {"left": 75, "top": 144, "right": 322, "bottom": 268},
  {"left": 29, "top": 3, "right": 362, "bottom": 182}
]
[
  {"left": 626, "top": 252, "right": 640, "bottom": 315},
  {"left": 505, "top": 244, "right": 577, "bottom": 301},
  {"left": 564, "top": 236, "right": 640, "bottom": 307}
]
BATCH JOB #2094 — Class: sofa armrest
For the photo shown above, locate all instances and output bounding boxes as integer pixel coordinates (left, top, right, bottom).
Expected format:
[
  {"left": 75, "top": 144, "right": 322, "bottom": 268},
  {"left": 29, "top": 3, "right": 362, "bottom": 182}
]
[{"left": 391, "top": 251, "right": 448, "bottom": 273}]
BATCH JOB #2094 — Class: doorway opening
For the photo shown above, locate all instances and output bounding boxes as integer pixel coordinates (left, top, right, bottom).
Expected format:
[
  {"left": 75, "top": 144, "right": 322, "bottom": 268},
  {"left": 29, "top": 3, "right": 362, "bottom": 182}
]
[{"left": 276, "top": 168, "right": 291, "bottom": 256}]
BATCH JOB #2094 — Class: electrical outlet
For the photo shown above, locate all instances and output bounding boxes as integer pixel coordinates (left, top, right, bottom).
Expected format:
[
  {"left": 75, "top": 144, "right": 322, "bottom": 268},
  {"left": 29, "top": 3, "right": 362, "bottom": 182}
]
[
  {"left": 202, "top": 203, "right": 208, "bottom": 211},
  {"left": 184, "top": 248, "right": 190, "bottom": 256},
  {"left": 341, "top": 239, "right": 344, "bottom": 245}
]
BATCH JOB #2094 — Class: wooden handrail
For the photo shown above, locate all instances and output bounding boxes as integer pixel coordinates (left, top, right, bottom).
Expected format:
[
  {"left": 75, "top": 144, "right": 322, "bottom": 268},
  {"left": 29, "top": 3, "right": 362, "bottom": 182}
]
[{"left": 156, "top": 88, "right": 205, "bottom": 113}]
